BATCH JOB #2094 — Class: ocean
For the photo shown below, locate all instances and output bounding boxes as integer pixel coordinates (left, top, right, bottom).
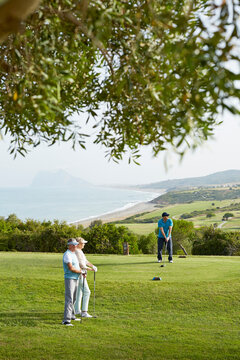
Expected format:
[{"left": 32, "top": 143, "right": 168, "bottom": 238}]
[{"left": 0, "top": 186, "right": 159, "bottom": 223}]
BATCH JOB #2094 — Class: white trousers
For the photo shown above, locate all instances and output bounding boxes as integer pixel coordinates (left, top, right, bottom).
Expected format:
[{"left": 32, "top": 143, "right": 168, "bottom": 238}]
[{"left": 74, "top": 275, "right": 91, "bottom": 313}]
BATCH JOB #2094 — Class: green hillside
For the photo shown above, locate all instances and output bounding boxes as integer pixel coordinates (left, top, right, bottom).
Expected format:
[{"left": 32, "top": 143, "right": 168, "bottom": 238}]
[
  {"left": 137, "top": 169, "right": 240, "bottom": 191},
  {"left": 116, "top": 197, "right": 240, "bottom": 235},
  {"left": 152, "top": 187, "right": 240, "bottom": 205}
]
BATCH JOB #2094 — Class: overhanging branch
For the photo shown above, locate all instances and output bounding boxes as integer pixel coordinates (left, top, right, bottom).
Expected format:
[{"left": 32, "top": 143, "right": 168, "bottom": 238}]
[
  {"left": 56, "top": 9, "right": 114, "bottom": 77},
  {"left": 0, "top": 0, "right": 41, "bottom": 42}
]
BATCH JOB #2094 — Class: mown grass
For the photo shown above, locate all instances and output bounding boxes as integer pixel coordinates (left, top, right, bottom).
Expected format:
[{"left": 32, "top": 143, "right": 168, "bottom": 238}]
[
  {"left": 140, "top": 199, "right": 240, "bottom": 220},
  {"left": 221, "top": 215, "right": 240, "bottom": 230},
  {"left": 118, "top": 199, "right": 240, "bottom": 235},
  {"left": 117, "top": 222, "right": 157, "bottom": 235},
  {"left": 118, "top": 215, "right": 240, "bottom": 236},
  {"left": 0, "top": 252, "right": 240, "bottom": 360}
]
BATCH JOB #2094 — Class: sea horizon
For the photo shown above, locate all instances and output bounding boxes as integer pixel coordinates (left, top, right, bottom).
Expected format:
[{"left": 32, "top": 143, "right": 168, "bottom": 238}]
[{"left": 0, "top": 185, "right": 161, "bottom": 223}]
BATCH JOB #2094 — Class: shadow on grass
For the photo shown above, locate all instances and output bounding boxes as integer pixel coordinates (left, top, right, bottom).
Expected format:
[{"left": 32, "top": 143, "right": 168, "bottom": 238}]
[{"left": 0, "top": 312, "right": 62, "bottom": 326}]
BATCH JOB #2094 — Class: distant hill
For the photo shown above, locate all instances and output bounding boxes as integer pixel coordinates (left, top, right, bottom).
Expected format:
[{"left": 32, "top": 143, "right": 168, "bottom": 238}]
[
  {"left": 151, "top": 187, "right": 240, "bottom": 205},
  {"left": 30, "top": 170, "right": 91, "bottom": 188},
  {"left": 137, "top": 170, "right": 240, "bottom": 191}
]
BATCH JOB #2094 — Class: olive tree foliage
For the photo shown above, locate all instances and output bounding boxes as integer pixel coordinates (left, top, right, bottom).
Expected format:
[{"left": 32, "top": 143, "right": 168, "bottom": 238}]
[{"left": 0, "top": 0, "right": 240, "bottom": 161}]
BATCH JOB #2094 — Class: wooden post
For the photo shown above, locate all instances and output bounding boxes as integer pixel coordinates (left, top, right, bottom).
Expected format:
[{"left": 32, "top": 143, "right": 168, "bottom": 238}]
[{"left": 123, "top": 242, "right": 129, "bottom": 255}]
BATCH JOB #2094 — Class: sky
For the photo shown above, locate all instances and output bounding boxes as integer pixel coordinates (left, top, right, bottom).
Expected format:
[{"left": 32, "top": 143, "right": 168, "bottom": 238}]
[{"left": 0, "top": 111, "right": 240, "bottom": 187}]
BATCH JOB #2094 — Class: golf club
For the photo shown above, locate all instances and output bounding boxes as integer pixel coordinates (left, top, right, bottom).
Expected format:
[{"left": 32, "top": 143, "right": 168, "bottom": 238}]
[
  {"left": 93, "top": 270, "right": 97, "bottom": 318},
  {"left": 81, "top": 272, "right": 85, "bottom": 323},
  {"left": 160, "top": 241, "right": 167, "bottom": 267}
]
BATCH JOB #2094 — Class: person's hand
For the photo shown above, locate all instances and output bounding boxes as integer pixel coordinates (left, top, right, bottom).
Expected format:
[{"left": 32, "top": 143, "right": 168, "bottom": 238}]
[
  {"left": 166, "top": 236, "right": 170, "bottom": 241},
  {"left": 81, "top": 269, "right": 87, "bottom": 277},
  {"left": 92, "top": 265, "right": 98, "bottom": 272}
]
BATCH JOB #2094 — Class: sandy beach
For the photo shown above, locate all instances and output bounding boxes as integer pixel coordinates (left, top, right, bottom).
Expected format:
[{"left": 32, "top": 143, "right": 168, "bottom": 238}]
[{"left": 71, "top": 201, "right": 158, "bottom": 228}]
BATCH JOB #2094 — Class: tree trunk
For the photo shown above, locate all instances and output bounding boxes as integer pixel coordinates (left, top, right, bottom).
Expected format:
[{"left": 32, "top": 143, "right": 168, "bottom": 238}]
[
  {"left": 0, "top": 0, "right": 41, "bottom": 42},
  {"left": 179, "top": 243, "right": 188, "bottom": 256}
]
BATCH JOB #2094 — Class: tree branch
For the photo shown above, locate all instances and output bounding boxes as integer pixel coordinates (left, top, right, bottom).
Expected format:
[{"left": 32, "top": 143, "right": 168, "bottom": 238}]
[
  {"left": 179, "top": 243, "right": 188, "bottom": 256},
  {"left": 0, "top": 0, "right": 41, "bottom": 42},
  {"left": 56, "top": 9, "right": 114, "bottom": 77}
]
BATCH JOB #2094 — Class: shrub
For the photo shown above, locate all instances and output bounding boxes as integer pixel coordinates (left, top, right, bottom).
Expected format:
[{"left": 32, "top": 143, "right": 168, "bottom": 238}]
[
  {"left": 89, "top": 220, "right": 103, "bottom": 228},
  {"left": 138, "top": 233, "right": 157, "bottom": 254},
  {"left": 192, "top": 227, "right": 240, "bottom": 255},
  {"left": 206, "top": 212, "right": 215, "bottom": 218},
  {"left": 83, "top": 223, "right": 140, "bottom": 254},
  {"left": 180, "top": 213, "right": 193, "bottom": 219},
  {"left": 0, "top": 215, "right": 142, "bottom": 254},
  {"left": 223, "top": 213, "right": 234, "bottom": 219},
  {"left": 172, "top": 219, "right": 195, "bottom": 255},
  {"left": 0, "top": 216, "right": 81, "bottom": 252},
  {"left": 5, "top": 213, "right": 22, "bottom": 226}
]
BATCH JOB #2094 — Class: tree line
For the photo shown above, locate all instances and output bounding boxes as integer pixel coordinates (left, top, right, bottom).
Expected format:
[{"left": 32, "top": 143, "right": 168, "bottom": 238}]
[{"left": 1, "top": 214, "right": 240, "bottom": 256}]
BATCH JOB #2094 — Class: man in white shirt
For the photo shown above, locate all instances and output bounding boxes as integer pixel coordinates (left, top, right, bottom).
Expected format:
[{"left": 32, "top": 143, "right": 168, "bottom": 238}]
[
  {"left": 74, "top": 237, "right": 98, "bottom": 318},
  {"left": 62, "top": 238, "right": 82, "bottom": 326}
]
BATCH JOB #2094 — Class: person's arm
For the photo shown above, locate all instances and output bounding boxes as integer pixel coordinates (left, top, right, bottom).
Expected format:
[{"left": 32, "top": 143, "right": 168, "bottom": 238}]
[
  {"left": 86, "top": 261, "right": 98, "bottom": 272},
  {"left": 67, "top": 262, "right": 82, "bottom": 274},
  {"left": 86, "top": 261, "right": 94, "bottom": 271},
  {"left": 159, "top": 227, "right": 167, "bottom": 241},
  {"left": 76, "top": 250, "right": 88, "bottom": 270},
  {"left": 167, "top": 220, "right": 173, "bottom": 240},
  {"left": 167, "top": 226, "right": 173, "bottom": 239},
  {"left": 82, "top": 252, "right": 97, "bottom": 272}
]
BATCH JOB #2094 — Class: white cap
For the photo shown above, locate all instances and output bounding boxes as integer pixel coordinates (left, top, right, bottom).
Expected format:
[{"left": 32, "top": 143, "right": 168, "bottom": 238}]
[{"left": 76, "top": 237, "right": 88, "bottom": 244}]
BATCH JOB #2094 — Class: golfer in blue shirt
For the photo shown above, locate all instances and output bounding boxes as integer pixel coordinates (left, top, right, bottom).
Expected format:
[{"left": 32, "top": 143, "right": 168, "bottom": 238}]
[{"left": 158, "top": 212, "right": 173, "bottom": 263}]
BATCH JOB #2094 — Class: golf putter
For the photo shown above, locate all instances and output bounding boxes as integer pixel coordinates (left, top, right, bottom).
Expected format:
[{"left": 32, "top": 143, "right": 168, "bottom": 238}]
[
  {"left": 81, "top": 273, "right": 85, "bottom": 323},
  {"left": 160, "top": 242, "right": 167, "bottom": 267},
  {"left": 93, "top": 271, "right": 97, "bottom": 318}
]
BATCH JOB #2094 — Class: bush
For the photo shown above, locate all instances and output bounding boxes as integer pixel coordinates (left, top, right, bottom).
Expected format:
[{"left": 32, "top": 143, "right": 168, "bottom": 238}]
[
  {"left": 0, "top": 215, "right": 142, "bottom": 254},
  {"left": 172, "top": 219, "right": 195, "bottom": 255},
  {"left": 180, "top": 213, "right": 193, "bottom": 219},
  {"left": 89, "top": 220, "right": 103, "bottom": 228},
  {"left": 206, "top": 212, "right": 215, "bottom": 218},
  {"left": 192, "top": 227, "right": 240, "bottom": 255},
  {"left": 0, "top": 216, "right": 82, "bottom": 252},
  {"left": 223, "top": 213, "right": 234, "bottom": 219},
  {"left": 83, "top": 223, "right": 140, "bottom": 254},
  {"left": 5, "top": 213, "right": 22, "bottom": 226},
  {"left": 138, "top": 233, "right": 157, "bottom": 254}
]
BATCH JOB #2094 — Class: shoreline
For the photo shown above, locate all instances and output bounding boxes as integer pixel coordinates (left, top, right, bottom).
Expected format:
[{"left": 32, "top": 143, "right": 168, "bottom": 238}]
[{"left": 71, "top": 201, "right": 158, "bottom": 228}]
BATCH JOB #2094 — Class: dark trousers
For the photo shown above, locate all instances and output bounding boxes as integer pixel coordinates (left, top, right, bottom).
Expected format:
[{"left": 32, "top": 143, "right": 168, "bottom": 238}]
[{"left": 158, "top": 237, "right": 173, "bottom": 261}]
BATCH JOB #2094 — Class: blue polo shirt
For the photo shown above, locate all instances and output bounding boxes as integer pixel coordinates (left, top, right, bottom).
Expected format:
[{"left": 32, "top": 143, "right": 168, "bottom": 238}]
[
  {"left": 158, "top": 218, "right": 173, "bottom": 238},
  {"left": 63, "top": 249, "right": 80, "bottom": 280}
]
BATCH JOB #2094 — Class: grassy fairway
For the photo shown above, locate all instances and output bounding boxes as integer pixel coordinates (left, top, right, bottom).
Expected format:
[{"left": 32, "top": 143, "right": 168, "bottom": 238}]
[
  {"left": 0, "top": 253, "right": 240, "bottom": 360},
  {"left": 119, "top": 199, "right": 240, "bottom": 234},
  {"left": 139, "top": 199, "right": 235, "bottom": 219},
  {"left": 117, "top": 222, "right": 157, "bottom": 235},
  {"left": 139, "top": 199, "right": 237, "bottom": 220}
]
